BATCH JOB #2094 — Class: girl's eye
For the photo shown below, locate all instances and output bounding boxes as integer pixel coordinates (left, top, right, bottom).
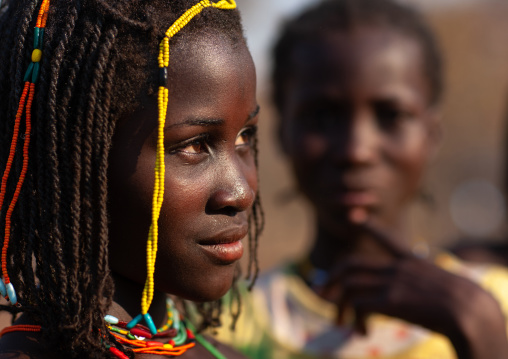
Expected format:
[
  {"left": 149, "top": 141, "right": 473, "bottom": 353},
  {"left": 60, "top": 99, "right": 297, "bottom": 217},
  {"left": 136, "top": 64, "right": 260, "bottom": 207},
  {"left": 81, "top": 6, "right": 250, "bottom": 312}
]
[
  {"left": 235, "top": 126, "right": 257, "bottom": 148},
  {"left": 178, "top": 138, "right": 207, "bottom": 154},
  {"left": 374, "top": 102, "right": 413, "bottom": 131}
]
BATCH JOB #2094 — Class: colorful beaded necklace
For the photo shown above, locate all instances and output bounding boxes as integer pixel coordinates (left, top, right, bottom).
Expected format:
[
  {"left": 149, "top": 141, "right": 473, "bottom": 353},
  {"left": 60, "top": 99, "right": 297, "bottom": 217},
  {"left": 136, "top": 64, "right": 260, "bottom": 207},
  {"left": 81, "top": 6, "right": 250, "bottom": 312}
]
[
  {"left": 0, "top": 298, "right": 227, "bottom": 358},
  {"left": 105, "top": 298, "right": 227, "bottom": 358},
  {"left": 0, "top": 0, "right": 237, "bottom": 357}
]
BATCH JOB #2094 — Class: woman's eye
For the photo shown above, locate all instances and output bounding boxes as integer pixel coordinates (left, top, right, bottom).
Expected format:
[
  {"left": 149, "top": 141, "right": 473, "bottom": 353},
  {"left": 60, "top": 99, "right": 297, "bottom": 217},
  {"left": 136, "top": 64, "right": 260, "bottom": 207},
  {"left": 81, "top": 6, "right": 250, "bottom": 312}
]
[
  {"left": 374, "top": 102, "right": 412, "bottom": 131},
  {"left": 179, "top": 139, "right": 207, "bottom": 154},
  {"left": 235, "top": 127, "right": 257, "bottom": 147}
]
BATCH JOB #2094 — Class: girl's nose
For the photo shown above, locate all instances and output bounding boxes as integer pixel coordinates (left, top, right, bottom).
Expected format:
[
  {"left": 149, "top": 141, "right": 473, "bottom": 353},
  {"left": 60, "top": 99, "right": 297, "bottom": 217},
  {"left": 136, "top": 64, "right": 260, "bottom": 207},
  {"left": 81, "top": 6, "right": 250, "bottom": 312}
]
[
  {"left": 206, "top": 158, "right": 256, "bottom": 215},
  {"left": 333, "top": 109, "right": 377, "bottom": 165}
]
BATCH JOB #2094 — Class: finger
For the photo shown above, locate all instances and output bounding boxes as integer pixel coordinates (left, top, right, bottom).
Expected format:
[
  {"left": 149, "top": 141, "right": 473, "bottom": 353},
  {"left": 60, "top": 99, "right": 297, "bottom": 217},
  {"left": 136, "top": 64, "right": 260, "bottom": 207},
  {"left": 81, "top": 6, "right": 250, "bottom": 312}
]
[
  {"left": 319, "top": 281, "right": 342, "bottom": 304},
  {"left": 360, "top": 219, "right": 410, "bottom": 258},
  {"left": 354, "top": 310, "right": 368, "bottom": 336},
  {"left": 337, "top": 292, "right": 385, "bottom": 336},
  {"left": 335, "top": 275, "right": 389, "bottom": 325}
]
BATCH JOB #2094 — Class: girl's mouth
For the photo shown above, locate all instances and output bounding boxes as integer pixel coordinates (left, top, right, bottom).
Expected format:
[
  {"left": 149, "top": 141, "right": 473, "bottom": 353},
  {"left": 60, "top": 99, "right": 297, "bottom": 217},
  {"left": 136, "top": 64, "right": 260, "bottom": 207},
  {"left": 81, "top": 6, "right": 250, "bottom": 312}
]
[
  {"left": 198, "top": 226, "right": 247, "bottom": 264},
  {"left": 199, "top": 240, "right": 244, "bottom": 265}
]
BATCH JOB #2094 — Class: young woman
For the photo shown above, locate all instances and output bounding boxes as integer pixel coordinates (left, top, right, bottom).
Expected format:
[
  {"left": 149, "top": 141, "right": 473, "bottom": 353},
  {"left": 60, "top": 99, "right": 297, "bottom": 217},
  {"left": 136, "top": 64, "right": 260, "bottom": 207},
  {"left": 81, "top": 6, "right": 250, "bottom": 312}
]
[
  {"left": 218, "top": 0, "right": 508, "bottom": 358},
  {"left": 0, "top": 0, "right": 262, "bottom": 357}
]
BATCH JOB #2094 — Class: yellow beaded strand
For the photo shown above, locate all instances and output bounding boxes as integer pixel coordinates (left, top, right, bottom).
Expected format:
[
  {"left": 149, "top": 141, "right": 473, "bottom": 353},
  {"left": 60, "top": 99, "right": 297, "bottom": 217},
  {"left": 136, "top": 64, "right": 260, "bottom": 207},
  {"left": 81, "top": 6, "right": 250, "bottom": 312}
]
[{"left": 139, "top": 0, "right": 237, "bottom": 322}]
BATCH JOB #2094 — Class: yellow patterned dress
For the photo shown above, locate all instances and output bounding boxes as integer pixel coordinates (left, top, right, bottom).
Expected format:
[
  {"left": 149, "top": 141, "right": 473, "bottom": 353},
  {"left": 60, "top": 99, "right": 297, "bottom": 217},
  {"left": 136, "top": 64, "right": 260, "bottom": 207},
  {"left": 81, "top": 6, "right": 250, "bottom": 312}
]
[{"left": 215, "top": 253, "right": 508, "bottom": 359}]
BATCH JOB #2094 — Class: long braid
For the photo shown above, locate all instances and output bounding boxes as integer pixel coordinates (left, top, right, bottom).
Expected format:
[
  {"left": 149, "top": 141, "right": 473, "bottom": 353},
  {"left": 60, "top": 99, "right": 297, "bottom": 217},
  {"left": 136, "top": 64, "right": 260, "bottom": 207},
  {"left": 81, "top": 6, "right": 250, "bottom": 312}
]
[
  {"left": 38, "top": 2, "right": 80, "bottom": 347},
  {"left": 94, "top": 32, "right": 118, "bottom": 317},
  {"left": 56, "top": 12, "right": 89, "bottom": 334}
]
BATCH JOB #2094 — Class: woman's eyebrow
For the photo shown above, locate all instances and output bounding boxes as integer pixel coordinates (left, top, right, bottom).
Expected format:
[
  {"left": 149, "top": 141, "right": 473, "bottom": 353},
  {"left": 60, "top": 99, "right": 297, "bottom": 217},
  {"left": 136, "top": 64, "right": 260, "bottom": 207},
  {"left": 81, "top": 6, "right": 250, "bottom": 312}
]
[
  {"left": 166, "top": 118, "right": 224, "bottom": 129},
  {"left": 166, "top": 105, "right": 260, "bottom": 130},
  {"left": 247, "top": 105, "right": 260, "bottom": 121}
]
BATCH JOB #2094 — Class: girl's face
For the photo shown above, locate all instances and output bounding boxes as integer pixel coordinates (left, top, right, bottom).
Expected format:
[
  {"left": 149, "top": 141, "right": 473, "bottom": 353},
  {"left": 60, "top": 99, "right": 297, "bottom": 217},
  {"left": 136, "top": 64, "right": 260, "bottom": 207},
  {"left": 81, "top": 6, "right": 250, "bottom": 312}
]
[
  {"left": 279, "top": 27, "right": 440, "bottom": 229},
  {"left": 108, "top": 33, "right": 258, "bottom": 302}
]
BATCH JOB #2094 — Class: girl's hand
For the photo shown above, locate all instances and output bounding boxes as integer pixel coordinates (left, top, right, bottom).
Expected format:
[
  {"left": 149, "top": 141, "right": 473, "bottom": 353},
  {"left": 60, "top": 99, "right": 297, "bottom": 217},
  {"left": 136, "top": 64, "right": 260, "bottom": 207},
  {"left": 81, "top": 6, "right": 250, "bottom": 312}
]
[{"left": 320, "top": 220, "right": 508, "bottom": 359}]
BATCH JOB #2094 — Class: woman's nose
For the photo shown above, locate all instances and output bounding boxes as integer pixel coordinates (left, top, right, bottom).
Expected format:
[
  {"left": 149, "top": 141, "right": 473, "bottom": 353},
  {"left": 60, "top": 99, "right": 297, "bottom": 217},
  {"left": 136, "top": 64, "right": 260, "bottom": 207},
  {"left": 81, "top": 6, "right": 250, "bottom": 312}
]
[
  {"left": 333, "top": 110, "right": 377, "bottom": 165},
  {"left": 206, "top": 157, "right": 256, "bottom": 215}
]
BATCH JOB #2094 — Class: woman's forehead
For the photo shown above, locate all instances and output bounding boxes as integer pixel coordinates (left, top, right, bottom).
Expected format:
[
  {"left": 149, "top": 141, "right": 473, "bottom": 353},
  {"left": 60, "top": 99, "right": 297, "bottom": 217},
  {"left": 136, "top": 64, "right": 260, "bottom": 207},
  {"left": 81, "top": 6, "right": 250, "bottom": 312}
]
[{"left": 287, "top": 28, "right": 429, "bottom": 102}]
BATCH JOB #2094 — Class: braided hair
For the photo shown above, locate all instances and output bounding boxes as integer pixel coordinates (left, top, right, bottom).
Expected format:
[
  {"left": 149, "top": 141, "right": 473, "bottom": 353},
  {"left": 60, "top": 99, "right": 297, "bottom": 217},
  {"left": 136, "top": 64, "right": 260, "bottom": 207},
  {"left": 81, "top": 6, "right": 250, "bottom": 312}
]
[
  {"left": 272, "top": 0, "right": 444, "bottom": 114},
  {"left": 0, "top": 0, "right": 263, "bottom": 357}
]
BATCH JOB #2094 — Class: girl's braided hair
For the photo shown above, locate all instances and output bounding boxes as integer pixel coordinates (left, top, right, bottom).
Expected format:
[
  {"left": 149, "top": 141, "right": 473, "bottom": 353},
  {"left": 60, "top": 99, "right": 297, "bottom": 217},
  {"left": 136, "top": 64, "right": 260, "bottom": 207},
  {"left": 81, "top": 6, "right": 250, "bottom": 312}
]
[{"left": 0, "top": 0, "right": 263, "bottom": 356}]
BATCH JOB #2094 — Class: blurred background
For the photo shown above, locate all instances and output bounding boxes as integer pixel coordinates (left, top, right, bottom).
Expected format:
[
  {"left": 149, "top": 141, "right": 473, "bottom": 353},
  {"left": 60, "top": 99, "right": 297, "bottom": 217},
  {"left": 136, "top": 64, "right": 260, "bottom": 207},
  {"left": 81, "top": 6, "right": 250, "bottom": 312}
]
[{"left": 236, "top": 0, "right": 508, "bottom": 271}]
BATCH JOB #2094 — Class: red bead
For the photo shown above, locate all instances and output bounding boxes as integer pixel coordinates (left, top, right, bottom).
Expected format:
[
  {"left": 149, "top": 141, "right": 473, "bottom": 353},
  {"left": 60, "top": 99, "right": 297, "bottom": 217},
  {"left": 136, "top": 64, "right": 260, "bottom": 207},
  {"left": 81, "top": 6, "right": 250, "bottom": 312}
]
[
  {"left": 109, "top": 347, "right": 129, "bottom": 359},
  {"left": 134, "top": 323, "right": 152, "bottom": 333},
  {"left": 117, "top": 320, "right": 128, "bottom": 328},
  {"left": 130, "top": 327, "right": 153, "bottom": 339},
  {"left": 186, "top": 328, "right": 195, "bottom": 340},
  {"left": 154, "top": 328, "right": 176, "bottom": 338}
]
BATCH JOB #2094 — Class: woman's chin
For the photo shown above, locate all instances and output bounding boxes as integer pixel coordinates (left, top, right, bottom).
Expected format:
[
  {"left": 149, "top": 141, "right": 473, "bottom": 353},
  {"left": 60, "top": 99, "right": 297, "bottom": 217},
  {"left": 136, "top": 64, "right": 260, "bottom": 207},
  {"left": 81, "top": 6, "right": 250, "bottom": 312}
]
[{"left": 163, "top": 274, "right": 235, "bottom": 303}]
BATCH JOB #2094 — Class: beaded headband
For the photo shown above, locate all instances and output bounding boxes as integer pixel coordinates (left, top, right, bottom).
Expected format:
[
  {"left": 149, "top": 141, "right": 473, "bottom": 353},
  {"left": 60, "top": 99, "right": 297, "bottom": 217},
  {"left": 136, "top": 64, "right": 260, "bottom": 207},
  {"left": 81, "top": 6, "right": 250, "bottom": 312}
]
[{"left": 0, "top": 0, "right": 51, "bottom": 306}]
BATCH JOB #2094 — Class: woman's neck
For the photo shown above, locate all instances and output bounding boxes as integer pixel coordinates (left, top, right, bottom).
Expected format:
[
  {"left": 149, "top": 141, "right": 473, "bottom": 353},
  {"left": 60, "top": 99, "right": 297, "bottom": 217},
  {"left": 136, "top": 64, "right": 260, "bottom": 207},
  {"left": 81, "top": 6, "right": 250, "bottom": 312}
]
[{"left": 109, "top": 271, "right": 168, "bottom": 328}]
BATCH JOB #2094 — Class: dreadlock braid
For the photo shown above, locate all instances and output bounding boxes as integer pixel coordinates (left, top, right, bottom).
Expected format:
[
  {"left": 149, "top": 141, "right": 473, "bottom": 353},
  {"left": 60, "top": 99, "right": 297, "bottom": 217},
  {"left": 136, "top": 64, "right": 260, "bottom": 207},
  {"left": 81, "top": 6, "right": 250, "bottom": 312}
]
[{"left": 0, "top": 0, "right": 262, "bottom": 356}]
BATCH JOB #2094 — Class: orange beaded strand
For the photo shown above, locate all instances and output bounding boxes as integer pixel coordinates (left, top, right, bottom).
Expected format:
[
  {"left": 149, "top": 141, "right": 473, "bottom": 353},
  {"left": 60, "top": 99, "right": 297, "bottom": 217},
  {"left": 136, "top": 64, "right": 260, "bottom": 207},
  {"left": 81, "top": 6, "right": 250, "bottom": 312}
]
[
  {"left": 1, "top": 83, "right": 34, "bottom": 286},
  {"left": 111, "top": 332, "right": 195, "bottom": 356},
  {"left": 0, "top": 81, "right": 30, "bottom": 286},
  {"left": 0, "top": 324, "right": 41, "bottom": 338},
  {"left": 0, "top": 0, "right": 51, "bottom": 305}
]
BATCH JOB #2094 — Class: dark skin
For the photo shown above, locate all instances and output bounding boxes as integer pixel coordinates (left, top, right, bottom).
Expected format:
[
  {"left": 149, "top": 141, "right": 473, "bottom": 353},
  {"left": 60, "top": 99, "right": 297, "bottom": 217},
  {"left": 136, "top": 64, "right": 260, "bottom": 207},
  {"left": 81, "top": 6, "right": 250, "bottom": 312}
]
[
  {"left": 279, "top": 26, "right": 508, "bottom": 359},
  {"left": 0, "top": 33, "right": 258, "bottom": 358}
]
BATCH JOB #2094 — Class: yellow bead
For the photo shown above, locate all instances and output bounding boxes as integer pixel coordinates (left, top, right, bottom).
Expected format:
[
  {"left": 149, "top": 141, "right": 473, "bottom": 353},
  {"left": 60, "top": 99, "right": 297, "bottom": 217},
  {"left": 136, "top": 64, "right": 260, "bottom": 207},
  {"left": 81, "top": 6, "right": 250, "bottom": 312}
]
[{"left": 32, "top": 49, "right": 42, "bottom": 63}]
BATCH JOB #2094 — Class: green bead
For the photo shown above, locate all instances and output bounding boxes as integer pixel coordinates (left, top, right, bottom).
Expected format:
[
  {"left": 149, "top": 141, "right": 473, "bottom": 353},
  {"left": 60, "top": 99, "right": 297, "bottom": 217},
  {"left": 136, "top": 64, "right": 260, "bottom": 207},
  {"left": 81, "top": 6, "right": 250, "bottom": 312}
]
[
  {"left": 172, "top": 325, "right": 187, "bottom": 346},
  {"left": 143, "top": 313, "right": 157, "bottom": 335},
  {"left": 33, "top": 28, "right": 40, "bottom": 49},
  {"left": 39, "top": 29, "right": 45, "bottom": 49},
  {"left": 32, "top": 62, "right": 40, "bottom": 83},
  {"left": 109, "top": 326, "right": 122, "bottom": 334},
  {"left": 24, "top": 63, "right": 34, "bottom": 82}
]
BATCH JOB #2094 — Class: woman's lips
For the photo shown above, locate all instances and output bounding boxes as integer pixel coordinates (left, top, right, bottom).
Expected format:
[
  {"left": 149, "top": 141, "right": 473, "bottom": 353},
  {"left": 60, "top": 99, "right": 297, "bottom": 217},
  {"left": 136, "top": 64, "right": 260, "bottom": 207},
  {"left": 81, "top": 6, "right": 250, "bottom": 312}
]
[
  {"left": 199, "top": 240, "right": 244, "bottom": 265},
  {"left": 198, "top": 227, "right": 247, "bottom": 264}
]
